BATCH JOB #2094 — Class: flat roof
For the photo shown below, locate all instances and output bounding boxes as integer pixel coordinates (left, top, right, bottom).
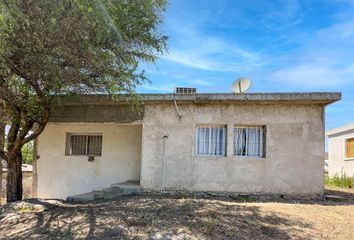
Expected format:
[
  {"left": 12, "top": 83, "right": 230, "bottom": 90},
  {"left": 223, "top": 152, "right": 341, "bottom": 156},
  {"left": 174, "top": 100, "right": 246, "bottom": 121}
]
[
  {"left": 59, "top": 92, "right": 341, "bottom": 105},
  {"left": 326, "top": 123, "right": 354, "bottom": 136}
]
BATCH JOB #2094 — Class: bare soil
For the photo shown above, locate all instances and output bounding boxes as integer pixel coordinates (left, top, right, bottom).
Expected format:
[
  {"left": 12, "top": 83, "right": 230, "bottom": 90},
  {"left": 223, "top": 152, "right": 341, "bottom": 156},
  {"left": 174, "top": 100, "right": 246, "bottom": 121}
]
[{"left": 0, "top": 188, "right": 353, "bottom": 240}]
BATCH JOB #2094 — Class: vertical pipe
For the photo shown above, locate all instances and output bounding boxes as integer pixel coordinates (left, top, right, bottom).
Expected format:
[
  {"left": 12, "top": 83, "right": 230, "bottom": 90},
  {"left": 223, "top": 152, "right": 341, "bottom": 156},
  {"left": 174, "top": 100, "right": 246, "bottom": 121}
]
[{"left": 160, "top": 135, "right": 168, "bottom": 192}]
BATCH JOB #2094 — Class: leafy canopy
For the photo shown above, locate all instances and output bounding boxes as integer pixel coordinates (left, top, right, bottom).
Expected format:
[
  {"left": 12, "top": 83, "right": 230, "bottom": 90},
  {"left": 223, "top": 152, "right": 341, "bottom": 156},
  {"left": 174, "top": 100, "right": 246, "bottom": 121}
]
[{"left": 0, "top": 0, "right": 167, "bottom": 154}]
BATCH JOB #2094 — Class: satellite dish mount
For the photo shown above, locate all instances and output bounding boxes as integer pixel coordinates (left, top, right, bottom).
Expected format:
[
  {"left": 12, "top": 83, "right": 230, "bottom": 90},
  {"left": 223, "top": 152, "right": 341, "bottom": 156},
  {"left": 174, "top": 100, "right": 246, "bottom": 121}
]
[{"left": 232, "top": 77, "right": 251, "bottom": 93}]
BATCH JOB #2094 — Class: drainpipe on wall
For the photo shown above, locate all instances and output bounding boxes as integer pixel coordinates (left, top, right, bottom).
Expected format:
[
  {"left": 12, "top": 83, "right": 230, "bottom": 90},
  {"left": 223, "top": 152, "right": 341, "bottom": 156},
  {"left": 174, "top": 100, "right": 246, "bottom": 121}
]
[{"left": 160, "top": 135, "right": 168, "bottom": 192}]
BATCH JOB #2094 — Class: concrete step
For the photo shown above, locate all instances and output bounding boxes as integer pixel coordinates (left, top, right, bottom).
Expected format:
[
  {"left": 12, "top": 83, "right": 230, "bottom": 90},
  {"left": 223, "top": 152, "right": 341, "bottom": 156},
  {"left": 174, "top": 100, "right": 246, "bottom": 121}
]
[
  {"left": 67, "top": 192, "right": 96, "bottom": 202},
  {"left": 93, "top": 190, "right": 104, "bottom": 200},
  {"left": 102, "top": 187, "right": 124, "bottom": 199},
  {"left": 111, "top": 182, "right": 141, "bottom": 191},
  {"left": 66, "top": 181, "right": 141, "bottom": 202}
]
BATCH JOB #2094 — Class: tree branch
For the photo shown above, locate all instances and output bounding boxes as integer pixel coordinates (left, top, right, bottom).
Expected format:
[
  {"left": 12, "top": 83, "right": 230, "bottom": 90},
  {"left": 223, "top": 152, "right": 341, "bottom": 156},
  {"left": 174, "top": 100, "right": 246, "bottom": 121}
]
[
  {"left": 22, "top": 105, "right": 49, "bottom": 145},
  {"left": 0, "top": 149, "right": 8, "bottom": 161},
  {"left": 6, "top": 120, "right": 20, "bottom": 155}
]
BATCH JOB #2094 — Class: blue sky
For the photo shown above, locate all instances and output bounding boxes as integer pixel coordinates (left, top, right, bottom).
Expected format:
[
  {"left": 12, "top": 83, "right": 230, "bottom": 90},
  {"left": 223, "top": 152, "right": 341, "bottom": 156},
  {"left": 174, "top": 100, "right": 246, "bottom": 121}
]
[{"left": 137, "top": 0, "right": 354, "bottom": 131}]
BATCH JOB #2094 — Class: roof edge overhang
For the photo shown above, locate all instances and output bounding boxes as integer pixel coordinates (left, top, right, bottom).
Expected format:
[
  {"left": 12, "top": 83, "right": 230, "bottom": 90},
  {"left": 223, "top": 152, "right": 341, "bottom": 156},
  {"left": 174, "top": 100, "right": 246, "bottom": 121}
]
[
  {"left": 54, "top": 92, "right": 341, "bottom": 106},
  {"left": 326, "top": 123, "right": 354, "bottom": 137}
]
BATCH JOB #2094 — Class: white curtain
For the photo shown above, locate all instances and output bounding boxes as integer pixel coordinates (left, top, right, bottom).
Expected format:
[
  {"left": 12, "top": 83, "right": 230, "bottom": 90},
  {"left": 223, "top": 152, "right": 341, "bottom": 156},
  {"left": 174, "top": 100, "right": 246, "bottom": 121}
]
[
  {"left": 197, "top": 127, "right": 210, "bottom": 155},
  {"left": 234, "top": 128, "right": 246, "bottom": 156},
  {"left": 197, "top": 126, "right": 226, "bottom": 156},
  {"left": 234, "top": 127, "right": 264, "bottom": 157}
]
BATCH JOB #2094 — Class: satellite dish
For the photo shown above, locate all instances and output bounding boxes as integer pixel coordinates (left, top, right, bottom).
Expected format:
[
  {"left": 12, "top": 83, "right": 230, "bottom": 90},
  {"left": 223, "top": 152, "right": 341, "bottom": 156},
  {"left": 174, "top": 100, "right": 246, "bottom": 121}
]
[{"left": 232, "top": 77, "right": 251, "bottom": 93}]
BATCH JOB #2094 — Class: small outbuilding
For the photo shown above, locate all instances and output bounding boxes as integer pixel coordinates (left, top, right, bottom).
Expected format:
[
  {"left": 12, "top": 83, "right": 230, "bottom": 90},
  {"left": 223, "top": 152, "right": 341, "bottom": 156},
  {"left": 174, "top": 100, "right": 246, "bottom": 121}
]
[{"left": 327, "top": 123, "right": 354, "bottom": 177}]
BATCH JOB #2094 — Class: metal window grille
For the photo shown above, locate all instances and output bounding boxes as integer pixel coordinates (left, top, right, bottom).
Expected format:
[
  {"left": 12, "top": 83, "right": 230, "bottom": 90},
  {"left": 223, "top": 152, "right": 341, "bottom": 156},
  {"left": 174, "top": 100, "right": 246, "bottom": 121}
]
[
  {"left": 66, "top": 134, "right": 102, "bottom": 156},
  {"left": 87, "top": 135, "right": 102, "bottom": 156},
  {"left": 234, "top": 126, "right": 266, "bottom": 157},
  {"left": 196, "top": 125, "right": 226, "bottom": 156}
]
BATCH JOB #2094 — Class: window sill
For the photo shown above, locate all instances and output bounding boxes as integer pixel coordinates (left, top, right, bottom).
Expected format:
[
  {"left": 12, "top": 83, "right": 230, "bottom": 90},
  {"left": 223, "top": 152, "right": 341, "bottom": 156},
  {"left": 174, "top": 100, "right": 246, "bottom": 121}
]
[
  {"left": 344, "top": 158, "right": 354, "bottom": 161},
  {"left": 194, "top": 155, "right": 266, "bottom": 161},
  {"left": 65, "top": 155, "right": 102, "bottom": 157},
  {"left": 234, "top": 156, "right": 266, "bottom": 160},
  {"left": 195, "top": 155, "right": 226, "bottom": 158}
]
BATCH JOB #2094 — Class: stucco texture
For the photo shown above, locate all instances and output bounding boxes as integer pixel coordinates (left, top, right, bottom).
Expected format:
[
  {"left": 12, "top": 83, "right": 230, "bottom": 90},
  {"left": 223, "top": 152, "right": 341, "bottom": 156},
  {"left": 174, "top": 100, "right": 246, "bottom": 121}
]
[
  {"left": 37, "top": 123, "right": 142, "bottom": 199},
  {"left": 141, "top": 103, "right": 325, "bottom": 194},
  {"left": 328, "top": 129, "right": 354, "bottom": 177}
]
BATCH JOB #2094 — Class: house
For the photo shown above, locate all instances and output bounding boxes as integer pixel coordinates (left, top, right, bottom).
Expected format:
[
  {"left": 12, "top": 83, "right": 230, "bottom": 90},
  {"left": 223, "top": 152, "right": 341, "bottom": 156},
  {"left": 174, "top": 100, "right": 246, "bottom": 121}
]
[
  {"left": 32, "top": 92, "right": 341, "bottom": 199},
  {"left": 326, "top": 123, "right": 354, "bottom": 177}
]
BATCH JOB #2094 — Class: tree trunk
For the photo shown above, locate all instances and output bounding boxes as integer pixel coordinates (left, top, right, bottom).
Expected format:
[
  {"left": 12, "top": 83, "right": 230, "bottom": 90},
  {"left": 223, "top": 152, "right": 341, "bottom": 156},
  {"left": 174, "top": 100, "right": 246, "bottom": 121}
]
[
  {"left": 0, "top": 122, "right": 5, "bottom": 197},
  {"left": 6, "top": 152, "right": 23, "bottom": 202}
]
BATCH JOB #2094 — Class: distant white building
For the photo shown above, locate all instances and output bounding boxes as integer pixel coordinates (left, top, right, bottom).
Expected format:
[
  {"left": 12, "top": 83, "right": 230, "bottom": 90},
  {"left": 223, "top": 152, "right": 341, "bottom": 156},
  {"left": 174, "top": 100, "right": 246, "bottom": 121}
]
[{"left": 327, "top": 123, "right": 354, "bottom": 177}]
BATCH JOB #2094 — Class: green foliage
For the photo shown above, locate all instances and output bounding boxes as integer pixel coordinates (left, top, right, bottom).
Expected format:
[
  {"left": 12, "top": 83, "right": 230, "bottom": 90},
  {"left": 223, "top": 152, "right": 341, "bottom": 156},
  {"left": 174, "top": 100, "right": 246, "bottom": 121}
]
[
  {"left": 0, "top": 0, "right": 167, "bottom": 202},
  {"left": 0, "top": 0, "right": 167, "bottom": 152},
  {"left": 0, "top": 0, "right": 167, "bottom": 113},
  {"left": 3, "top": 138, "right": 33, "bottom": 164},
  {"left": 325, "top": 172, "right": 354, "bottom": 189},
  {"left": 21, "top": 141, "right": 33, "bottom": 165}
]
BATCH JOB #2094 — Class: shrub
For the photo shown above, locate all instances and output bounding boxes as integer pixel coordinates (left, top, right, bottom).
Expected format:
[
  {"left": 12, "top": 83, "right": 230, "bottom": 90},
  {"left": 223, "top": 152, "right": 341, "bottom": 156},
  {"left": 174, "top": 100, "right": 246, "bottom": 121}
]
[{"left": 325, "top": 172, "right": 354, "bottom": 189}]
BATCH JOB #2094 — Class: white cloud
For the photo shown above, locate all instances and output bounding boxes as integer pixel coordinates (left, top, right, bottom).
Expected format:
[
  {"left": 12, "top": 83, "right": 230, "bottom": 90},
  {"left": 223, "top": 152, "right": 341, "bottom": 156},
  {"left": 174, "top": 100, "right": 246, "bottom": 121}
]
[
  {"left": 190, "top": 79, "right": 212, "bottom": 86},
  {"left": 139, "top": 83, "right": 176, "bottom": 93},
  {"left": 269, "top": 62, "right": 353, "bottom": 88},
  {"left": 316, "top": 20, "right": 354, "bottom": 42},
  {"left": 261, "top": 0, "right": 304, "bottom": 31},
  {"left": 164, "top": 36, "right": 263, "bottom": 72},
  {"left": 266, "top": 14, "right": 354, "bottom": 89}
]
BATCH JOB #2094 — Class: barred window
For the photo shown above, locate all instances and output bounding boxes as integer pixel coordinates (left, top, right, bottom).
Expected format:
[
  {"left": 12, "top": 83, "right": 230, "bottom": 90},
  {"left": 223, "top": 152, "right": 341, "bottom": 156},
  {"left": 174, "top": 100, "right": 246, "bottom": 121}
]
[
  {"left": 234, "top": 126, "right": 266, "bottom": 158},
  {"left": 66, "top": 133, "right": 102, "bottom": 156},
  {"left": 196, "top": 125, "right": 226, "bottom": 156}
]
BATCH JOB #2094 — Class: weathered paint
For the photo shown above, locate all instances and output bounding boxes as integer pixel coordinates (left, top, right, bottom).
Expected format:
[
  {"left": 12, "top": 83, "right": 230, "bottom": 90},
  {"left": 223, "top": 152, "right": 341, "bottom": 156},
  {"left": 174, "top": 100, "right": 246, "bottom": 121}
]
[
  {"left": 37, "top": 123, "right": 142, "bottom": 199},
  {"left": 50, "top": 104, "right": 143, "bottom": 123},
  {"left": 48, "top": 92, "right": 341, "bottom": 123},
  {"left": 141, "top": 103, "right": 325, "bottom": 194},
  {"left": 327, "top": 129, "right": 354, "bottom": 177},
  {"left": 36, "top": 92, "right": 340, "bottom": 199},
  {"left": 32, "top": 138, "right": 38, "bottom": 198}
]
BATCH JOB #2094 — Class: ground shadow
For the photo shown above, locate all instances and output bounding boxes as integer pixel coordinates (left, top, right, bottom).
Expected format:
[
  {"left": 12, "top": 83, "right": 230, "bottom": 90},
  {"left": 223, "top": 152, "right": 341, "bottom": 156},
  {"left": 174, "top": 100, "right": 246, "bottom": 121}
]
[{"left": 0, "top": 195, "right": 319, "bottom": 240}]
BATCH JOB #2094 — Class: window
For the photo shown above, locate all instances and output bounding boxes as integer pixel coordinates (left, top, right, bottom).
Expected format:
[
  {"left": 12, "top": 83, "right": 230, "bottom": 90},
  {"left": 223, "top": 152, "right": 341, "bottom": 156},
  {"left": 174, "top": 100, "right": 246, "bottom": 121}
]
[
  {"left": 234, "top": 126, "right": 266, "bottom": 158},
  {"left": 196, "top": 125, "right": 226, "bottom": 156},
  {"left": 345, "top": 138, "right": 354, "bottom": 159},
  {"left": 65, "top": 133, "right": 102, "bottom": 156}
]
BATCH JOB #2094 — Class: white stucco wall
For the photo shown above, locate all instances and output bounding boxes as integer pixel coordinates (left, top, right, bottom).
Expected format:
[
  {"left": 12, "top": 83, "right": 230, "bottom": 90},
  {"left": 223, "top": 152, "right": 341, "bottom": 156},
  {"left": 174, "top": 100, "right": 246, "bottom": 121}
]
[
  {"left": 328, "top": 130, "right": 354, "bottom": 177},
  {"left": 37, "top": 123, "right": 142, "bottom": 199},
  {"left": 141, "top": 103, "right": 325, "bottom": 194}
]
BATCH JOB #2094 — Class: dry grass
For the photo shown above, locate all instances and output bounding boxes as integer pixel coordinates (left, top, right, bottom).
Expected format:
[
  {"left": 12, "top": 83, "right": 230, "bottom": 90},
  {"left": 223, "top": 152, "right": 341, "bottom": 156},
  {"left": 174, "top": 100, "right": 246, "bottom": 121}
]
[{"left": 0, "top": 189, "right": 353, "bottom": 240}]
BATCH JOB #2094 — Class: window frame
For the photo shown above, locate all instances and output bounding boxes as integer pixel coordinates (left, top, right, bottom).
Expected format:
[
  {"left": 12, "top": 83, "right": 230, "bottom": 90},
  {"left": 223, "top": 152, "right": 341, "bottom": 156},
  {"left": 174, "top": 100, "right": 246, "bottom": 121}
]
[
  {"left": 65, "top": 133, "right": 103, "bottom": 157},
  {"left": 195, "top": 125, "right": 227, "bottom": 157},
  {"left": 233, "top": 125, "right": 266, "bottom": 158},
  {"left": 344, "top": 136, "right": 354, "bottom": 160}
]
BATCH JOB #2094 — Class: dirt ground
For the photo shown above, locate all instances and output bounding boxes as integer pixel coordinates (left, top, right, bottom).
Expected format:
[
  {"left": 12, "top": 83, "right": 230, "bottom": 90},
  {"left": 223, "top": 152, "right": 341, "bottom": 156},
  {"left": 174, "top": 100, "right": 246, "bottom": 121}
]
[{"left": 0, "top": 188, "right": 353, "bottom": 240}]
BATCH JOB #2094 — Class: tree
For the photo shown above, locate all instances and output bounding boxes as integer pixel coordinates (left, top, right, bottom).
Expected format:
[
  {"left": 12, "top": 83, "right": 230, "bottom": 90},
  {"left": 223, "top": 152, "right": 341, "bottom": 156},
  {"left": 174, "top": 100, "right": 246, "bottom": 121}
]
[
  {"left": 0, "top": 0, "right": 167, "bottom": 202},
  {"left": 0, "top": 120, "right": 5, "bottom": 196}
]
